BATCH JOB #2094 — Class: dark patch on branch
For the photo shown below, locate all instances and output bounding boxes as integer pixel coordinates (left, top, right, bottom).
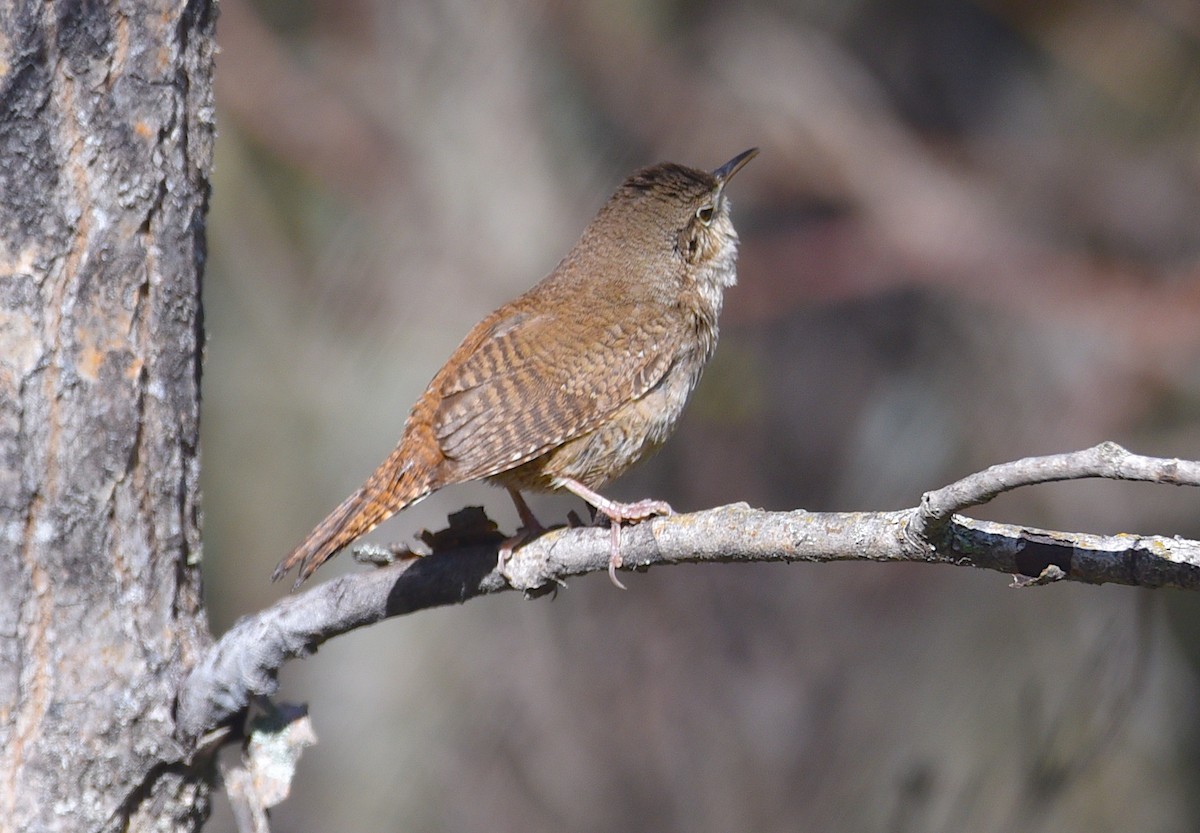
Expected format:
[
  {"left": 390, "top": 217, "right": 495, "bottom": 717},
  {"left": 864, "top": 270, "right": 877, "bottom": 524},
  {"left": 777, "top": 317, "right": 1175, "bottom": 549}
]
[{"left": 1014, "top": 531, "right": 1075, "bottom": 579}]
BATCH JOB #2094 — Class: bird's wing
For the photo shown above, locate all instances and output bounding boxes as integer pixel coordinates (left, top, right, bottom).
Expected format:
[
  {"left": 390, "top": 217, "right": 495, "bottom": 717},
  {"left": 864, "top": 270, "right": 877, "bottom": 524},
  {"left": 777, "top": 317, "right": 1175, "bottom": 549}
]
[{"left": 431, "top": 304, "right": 679, "bottom": 481}]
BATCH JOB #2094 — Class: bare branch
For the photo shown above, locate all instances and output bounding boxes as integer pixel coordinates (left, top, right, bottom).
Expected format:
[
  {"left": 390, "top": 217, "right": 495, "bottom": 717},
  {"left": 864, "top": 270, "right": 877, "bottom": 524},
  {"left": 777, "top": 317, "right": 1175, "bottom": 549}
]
[
  {"left": 176, "top": 443, "right": 1200, "bottom": 745},
  {"left": 915, "top": 441, "right": 1200, "bottom": 537}
]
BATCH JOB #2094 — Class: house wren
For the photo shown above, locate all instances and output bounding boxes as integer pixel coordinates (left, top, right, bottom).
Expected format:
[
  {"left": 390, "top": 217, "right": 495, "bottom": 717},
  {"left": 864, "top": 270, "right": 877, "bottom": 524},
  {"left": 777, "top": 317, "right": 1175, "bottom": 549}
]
[{"left": 274, "top": 148, "right": 758, "bottom": 588}]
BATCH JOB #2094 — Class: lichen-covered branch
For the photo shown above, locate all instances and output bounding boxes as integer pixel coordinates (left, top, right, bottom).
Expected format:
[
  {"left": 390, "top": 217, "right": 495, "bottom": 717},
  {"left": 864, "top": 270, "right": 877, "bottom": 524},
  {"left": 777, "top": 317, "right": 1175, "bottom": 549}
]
[{"left": 175, "top": 442, "right": 1200, "bottom": 745}]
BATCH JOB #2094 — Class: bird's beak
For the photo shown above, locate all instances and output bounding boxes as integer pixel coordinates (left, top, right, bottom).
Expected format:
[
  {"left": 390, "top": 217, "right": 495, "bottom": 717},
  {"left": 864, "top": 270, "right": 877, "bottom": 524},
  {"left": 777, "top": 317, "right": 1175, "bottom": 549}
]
[{"left": 712, "top": 147, "right": 759, "bottom": 185}]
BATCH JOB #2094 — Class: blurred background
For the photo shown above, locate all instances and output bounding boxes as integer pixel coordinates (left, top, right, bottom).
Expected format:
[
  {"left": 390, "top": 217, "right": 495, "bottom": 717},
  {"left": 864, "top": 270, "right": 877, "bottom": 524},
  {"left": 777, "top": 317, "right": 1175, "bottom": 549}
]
[{"left": 201, "top": 0, "right": 1200, "bottom": 830}]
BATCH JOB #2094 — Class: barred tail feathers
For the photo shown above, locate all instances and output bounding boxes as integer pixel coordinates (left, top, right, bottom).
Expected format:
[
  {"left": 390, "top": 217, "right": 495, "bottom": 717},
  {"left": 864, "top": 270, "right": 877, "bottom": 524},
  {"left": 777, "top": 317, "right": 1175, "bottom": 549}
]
[{"left": 273, "top": 455, "right": 430, "bottom": 586}]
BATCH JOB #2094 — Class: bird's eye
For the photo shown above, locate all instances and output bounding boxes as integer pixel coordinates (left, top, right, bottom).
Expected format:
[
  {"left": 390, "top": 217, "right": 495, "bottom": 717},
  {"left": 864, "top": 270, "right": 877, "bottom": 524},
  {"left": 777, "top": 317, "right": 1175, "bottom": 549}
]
[{"left": 696, "top": 204, "right": 715, "bottom": 225}]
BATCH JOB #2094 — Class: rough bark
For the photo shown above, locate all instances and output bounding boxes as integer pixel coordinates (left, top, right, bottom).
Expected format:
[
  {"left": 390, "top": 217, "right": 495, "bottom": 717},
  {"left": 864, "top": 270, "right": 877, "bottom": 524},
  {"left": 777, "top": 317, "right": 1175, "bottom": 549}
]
[{"left": 0, "top": 2, "right": 216, "bottom": 831}]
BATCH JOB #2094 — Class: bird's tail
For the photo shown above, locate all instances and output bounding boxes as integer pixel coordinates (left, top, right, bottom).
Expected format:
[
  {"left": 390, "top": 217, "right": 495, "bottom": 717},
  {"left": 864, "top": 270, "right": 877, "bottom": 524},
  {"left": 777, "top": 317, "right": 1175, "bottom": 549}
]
[{"left": 273, "top": 449, "right": 431, "bottom": 587}]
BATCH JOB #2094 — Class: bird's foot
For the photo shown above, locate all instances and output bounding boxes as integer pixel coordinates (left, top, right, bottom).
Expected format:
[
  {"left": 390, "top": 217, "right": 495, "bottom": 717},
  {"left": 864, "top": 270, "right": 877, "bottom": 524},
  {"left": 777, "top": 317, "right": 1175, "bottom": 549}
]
[
  {"left": 598, "top": 499, "right": 673, "bottom": 589},
  {"left": 552, "top": 478, "right": 673, "bottom": 589},
  {"left": 498, "top": 487, "right": 548, "bottom": 574},
  {"left": 497, "top": 529, "right": 532, "bottom": 573}
]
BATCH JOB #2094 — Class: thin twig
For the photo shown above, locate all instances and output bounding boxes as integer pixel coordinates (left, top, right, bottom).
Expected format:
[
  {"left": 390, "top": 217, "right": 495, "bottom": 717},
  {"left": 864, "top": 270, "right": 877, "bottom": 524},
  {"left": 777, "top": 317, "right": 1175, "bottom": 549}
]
[{"left": 915, "top": 441, "right": 1200, "bottom": 538}]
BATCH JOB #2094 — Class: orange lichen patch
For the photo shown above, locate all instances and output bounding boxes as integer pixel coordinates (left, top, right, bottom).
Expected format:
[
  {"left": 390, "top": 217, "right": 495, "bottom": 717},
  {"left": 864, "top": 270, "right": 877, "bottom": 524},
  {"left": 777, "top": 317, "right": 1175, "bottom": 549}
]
[
  {"left": 74, "top": 317, "right": 134, "bottom": 383},
  {"left": 134, "top": 120, "right": 154, "bottom": 139},
  {"left": 110, "top": 14, "right": 129, "bottom": 81},
  {"left": 156, "top": 13, "right": 173, "bottom": 75},
  {"left": 77, "top": 343, "right": 105, "bottom": 381},
  {"left": 156, "top": 20, "right": 172, "bottom": 77}
]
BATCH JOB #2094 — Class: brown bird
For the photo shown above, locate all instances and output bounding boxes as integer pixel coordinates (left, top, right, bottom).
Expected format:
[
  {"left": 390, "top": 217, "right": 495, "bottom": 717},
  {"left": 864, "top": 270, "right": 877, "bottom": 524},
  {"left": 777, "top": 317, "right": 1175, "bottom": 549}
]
[{"left": 274, "top": 148, "right": 758, "bottom": 588}]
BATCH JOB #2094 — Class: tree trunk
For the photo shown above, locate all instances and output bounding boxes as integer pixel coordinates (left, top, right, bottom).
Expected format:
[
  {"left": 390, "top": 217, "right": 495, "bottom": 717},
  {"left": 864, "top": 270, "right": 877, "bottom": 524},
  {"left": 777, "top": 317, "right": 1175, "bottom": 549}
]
[{"left": 0, "top": 1, "right": 216, "bottom": 830}]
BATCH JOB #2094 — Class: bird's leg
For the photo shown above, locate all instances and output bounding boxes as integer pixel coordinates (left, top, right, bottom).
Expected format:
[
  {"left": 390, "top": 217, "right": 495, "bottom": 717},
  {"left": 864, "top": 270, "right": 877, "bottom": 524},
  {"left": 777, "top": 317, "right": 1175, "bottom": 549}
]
[
  {"left": 553, "top": 477, "right": 672, "bottom": 588},
  {"left": 497, "top": 487, "right": 545, "bottom": 572},
  {"left": 507, "top": 487, "right": 544, "bottom": 532}
]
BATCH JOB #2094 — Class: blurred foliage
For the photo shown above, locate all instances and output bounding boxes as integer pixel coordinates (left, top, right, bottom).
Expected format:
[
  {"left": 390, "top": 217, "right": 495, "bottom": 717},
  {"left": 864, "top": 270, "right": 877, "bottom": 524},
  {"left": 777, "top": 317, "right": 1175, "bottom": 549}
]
[{"left": 202, "top": 0, "right": 1200, "bottom": 830}]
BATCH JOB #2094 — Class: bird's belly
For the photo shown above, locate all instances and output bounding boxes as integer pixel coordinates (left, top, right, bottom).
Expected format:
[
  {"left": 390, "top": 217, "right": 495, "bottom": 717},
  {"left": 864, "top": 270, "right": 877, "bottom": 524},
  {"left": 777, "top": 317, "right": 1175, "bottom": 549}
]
[{"left": 493, "top": 358, "right": 700, "bottom": 493}]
